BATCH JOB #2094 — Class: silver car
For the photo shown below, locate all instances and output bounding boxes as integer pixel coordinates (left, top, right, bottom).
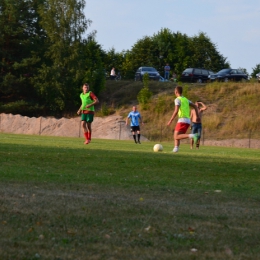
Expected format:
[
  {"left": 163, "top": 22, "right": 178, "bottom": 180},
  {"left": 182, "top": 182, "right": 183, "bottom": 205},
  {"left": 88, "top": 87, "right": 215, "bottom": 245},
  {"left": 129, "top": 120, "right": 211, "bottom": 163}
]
[{"left": 135, "top": 67, "right": 160, "bottom": 81}]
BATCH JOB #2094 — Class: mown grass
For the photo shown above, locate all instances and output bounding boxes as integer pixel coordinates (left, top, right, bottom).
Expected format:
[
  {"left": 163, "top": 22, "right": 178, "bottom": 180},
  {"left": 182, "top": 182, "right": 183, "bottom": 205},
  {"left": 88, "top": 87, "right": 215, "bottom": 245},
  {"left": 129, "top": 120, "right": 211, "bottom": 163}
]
[{"left": 1, "top": 133, "right": 260, "bottom": 260}]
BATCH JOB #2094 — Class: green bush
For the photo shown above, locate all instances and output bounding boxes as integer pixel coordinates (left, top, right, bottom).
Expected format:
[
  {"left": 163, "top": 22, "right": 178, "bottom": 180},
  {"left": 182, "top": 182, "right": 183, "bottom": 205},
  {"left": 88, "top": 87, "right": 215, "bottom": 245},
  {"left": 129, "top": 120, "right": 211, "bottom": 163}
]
[
  {"left": 137, "top": 73, "right": 153, "bottom": 110},
  {"left": 0, "top": 100, "right": 43, "bottom": 116}
]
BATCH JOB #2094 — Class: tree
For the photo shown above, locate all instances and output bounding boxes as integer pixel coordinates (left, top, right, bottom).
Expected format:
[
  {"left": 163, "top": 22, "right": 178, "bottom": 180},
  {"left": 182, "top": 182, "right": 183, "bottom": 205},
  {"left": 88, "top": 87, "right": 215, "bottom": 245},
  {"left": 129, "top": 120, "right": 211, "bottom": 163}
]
[
  {"left": 189, "top": 32, "right": 230, "bottom": 72},
  {"left": 0, "top": 0, "right": 44, "bottom": 105},
  {"left": 83, "top": 40, "right": 106, "bottom": 96},
  {"left": 33, "top": 0, "right": 94, "bottom": 113},
  {"left": 251, "top": 64, "right": 260, "bottom": 78},
  {"left": 151, "top": 28, "right": 176, "bottom": 75},
  {"left": 104, "top": 48, "right": 125, "bottom": 76},
  {"left": 119, "top": 29, "right": 230, "bottom": 79}
]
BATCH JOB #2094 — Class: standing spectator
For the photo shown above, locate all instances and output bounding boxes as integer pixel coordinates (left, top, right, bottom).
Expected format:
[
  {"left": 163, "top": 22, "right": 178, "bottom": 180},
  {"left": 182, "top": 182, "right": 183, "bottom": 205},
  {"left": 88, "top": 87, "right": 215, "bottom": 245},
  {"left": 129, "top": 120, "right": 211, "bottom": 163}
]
[
  {"left": 167, "top": 86, "right": 200, "bottom": 153},
  {"left": 110, "top": 67, "right": 116, "bottom": 80},
  {"left": 77, "top": 83, "right": 99, "bottom": 144},
  {"left": 126, "top": 105, "right": 144, "bottom": 144},
  {"left": 190, "top": 101, "right": 207, "bottom": 149},
  {"left": 164, "top": 63, "right": 171, "bottom": 80}
]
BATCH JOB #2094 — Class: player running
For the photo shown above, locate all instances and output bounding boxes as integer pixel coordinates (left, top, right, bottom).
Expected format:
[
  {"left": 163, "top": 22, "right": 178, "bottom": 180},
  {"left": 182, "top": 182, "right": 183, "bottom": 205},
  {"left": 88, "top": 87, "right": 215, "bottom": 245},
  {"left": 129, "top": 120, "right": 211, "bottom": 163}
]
[{"left": 167, "top": 86, "right": 200, "bottom": 153}]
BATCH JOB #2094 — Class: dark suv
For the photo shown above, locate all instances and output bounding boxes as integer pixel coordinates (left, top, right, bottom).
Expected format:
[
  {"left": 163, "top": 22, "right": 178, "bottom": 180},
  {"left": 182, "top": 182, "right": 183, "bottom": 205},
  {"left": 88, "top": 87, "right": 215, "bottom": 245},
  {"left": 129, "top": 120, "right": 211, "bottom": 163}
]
[
  {"left": 135, "top": 67, "right": 160, "bottom": 81},
  {"left": 180, "top": 68, "right": 214, "bottom": 83}
]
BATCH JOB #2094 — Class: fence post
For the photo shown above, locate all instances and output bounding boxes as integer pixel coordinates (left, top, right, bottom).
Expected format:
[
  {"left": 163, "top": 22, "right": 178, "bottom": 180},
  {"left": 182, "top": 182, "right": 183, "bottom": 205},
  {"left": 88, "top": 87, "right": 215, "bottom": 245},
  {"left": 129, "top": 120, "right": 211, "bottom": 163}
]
[
  {"left": 202, "top": 128, "right": 205, "bottom": 146},
  {"left": 79, "top": 120, "right": 81, "bottom": 138},
  {"left": 249, "top": 130, "right": 251, "bottom": 148},
  {"left": 160, "top": 124, "right": 163, "bottom": 142},
  {"left": 118, "top": 120, "right": 125, "bottom": 140},
  {"left": 39, "top": 117, "right": 42, "bottom": 135}
]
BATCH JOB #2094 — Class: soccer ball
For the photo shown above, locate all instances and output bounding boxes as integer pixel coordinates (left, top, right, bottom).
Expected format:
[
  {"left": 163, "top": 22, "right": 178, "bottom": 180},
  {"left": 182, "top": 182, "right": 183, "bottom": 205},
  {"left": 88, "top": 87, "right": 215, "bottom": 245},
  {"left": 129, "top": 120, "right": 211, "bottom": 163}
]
[{"left": 153, "top": 144, "right": 163, "bottom": 152}]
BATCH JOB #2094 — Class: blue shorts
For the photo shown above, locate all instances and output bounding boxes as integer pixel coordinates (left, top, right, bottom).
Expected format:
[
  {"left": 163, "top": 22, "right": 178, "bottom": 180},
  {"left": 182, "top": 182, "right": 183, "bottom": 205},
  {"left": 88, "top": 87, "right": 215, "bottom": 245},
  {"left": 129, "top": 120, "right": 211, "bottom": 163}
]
[{"left": 191, "top": 123, "right": 202, "bottom": 138}]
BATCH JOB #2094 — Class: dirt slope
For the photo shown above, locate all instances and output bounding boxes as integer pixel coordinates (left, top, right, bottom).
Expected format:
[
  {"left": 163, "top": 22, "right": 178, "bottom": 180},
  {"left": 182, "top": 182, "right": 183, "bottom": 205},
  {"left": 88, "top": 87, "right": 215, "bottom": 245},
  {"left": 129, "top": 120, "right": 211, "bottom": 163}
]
[{"left": 0, "top": 113, "right": 148, "bottom": 141}]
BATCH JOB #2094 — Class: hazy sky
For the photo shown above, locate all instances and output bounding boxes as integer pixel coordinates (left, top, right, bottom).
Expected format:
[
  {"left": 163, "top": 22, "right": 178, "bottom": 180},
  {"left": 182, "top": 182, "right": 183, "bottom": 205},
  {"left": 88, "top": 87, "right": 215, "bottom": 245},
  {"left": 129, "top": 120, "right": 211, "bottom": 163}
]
[{"left": 85, "top": 0, "right": 260, "bottom": 74}]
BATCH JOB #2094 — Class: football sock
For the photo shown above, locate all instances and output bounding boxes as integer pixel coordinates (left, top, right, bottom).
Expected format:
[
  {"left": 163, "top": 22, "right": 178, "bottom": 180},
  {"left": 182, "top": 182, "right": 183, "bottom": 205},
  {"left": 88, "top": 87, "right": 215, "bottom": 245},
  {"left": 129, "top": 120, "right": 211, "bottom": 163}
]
[
  {"left": 84, "top": 132, "right": 88, "bottom": 140},
  {"left": 138, "top": 134, "right": 140, "bottom": 141},
  {"left": 133, "top": 135, "right": 137, "bottom": 142},
  {"left": 88, "top": 132, "right": 91, "bottom": 140}
]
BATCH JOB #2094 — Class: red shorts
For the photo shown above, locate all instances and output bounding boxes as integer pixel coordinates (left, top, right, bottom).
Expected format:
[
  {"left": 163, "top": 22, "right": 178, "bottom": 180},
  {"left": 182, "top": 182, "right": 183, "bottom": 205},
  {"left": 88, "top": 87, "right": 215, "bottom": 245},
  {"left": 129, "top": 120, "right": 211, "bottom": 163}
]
[{"left": 175, "top": 122, "right": 190, "bottom": 133}]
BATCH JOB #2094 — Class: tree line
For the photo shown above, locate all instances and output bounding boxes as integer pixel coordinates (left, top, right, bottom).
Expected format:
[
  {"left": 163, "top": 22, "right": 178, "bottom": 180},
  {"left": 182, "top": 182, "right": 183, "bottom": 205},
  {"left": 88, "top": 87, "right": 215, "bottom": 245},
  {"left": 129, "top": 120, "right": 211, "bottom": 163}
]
[{"left": 0, "top": 0, "right": 259, "bottom": 116}]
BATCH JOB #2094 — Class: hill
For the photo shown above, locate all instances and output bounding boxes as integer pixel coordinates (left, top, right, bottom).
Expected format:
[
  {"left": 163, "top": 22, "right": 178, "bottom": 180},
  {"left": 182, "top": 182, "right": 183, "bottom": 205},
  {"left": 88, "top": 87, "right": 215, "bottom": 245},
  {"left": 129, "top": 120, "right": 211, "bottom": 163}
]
[
  {"left": 1, "top": 80, "right": 259, "bottom": 148},
  {"left": 98, "top": 80, "right": 260, "bottom": 142}
]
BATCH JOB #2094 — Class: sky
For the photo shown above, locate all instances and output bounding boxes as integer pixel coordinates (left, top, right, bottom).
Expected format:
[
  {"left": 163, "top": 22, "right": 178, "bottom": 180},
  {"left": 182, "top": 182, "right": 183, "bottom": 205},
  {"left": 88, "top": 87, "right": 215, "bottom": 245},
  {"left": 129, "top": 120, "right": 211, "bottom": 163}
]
[{"left": 85, "top": 0, "right": 260, "bottom": 75}]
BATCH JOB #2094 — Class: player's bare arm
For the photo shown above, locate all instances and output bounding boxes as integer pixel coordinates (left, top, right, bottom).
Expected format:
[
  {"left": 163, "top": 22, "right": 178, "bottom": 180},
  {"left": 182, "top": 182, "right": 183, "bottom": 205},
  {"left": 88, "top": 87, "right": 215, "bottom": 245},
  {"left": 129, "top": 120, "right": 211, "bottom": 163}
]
[
  {"left": 167, "top": 105, "right": 179, "bottom": 126},
  {"left": 198, "top": 101, "right": 207, "bottom": 111},
  {"left": 77, "top": 106, "right": 82, "bottom": 115}
]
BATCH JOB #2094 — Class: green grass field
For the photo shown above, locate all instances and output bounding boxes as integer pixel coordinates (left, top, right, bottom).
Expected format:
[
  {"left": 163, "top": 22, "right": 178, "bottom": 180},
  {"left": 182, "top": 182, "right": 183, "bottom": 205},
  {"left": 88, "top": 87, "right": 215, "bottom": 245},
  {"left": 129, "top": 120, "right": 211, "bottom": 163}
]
[{"left": 1, "top": 133, "right": 260, "bottom": 260}]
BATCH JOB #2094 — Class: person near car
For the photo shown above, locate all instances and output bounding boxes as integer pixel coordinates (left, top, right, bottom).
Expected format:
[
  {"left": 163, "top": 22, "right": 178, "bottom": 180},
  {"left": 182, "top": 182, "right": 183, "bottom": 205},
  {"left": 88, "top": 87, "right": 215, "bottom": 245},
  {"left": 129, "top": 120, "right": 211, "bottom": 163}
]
[
  {"left": 171, "top": 71, "right": 177, "bottom": 82},
  {"left": 110, "top": 67, "right": 116, "bottom": 80},
  {"left": 190, "top": 101, "right": 207, "bottom": 149},
  {"left": 77, "top": 83, "right": 99, "bottom": 145},
  {"left": 164, "top": 63, "right": 171, "bottom": 80},
  {"left": 126, "top": 105, "right": 144, "bottom": 144},
  {"left": 167, "top": 86, "right": 200, "bottom": 153}
]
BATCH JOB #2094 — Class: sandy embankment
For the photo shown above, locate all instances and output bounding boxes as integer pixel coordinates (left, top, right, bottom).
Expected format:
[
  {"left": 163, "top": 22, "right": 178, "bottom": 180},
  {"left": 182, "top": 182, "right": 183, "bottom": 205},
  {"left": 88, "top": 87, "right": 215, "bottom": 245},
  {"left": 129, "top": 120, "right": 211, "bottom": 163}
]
[
  {"left": 0, "top": 113, "right": 148, "bottom": 141},
  {"left": 0, "top": 113, "right": 259, "bottom": 148}
]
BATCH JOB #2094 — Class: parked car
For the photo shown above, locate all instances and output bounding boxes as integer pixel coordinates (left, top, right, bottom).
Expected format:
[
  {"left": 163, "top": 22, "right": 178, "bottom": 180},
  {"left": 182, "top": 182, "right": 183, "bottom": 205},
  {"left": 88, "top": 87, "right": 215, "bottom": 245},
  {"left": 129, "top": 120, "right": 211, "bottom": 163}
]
[
  {"left": 209, "top": 69, "right": 248, "bottom": 82},
  {"left": 180, "top": 68, "right": 214, "bottom": 83},
  {"left": 135, "top": 67, "right": 160, "bottom": 81},
  {"left": 256, "top": 72, "right": 260, "bottom": 83}
]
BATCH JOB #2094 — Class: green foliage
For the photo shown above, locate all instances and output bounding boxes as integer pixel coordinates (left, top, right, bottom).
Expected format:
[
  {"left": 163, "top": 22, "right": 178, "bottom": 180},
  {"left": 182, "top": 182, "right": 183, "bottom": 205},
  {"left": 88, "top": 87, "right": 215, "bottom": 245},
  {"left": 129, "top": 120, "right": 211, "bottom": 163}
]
[
  {"left": 104, "top": 48, "right": 125, "bottom": 77},
  {"left": 34, "top": 0, "right": 92, "bottom": 113},
  {"left": 0, "top": 4, "right": 247, "bottom": 118},
  {"left": 137, "top": 73, "right": 152, "bottom": 109},
  {"left": 118, "top": 29, "right": 230, "bottom": 79},
  {"left": 154, "top": 95, "right": 165, "bottom": 115},
  {"left": 182, "top": 84, "right": 189, "bottom": 98},
  {"left": 97, "top": 102, "right": 115, "bottom": 116},
  {"left": 189, "top": 32, "right": 230, "bottom": 72},
  {"left": 0, "top": 0, "right": 97, "bottom": 115},
  {"left": 251, "top": 63, "right": 260, "bottom": 78},
  {"left": 0, "top": 100, "right": 43, "bottom": 116},
  {"left": 83, "top": 40, "right": 106, "bottom": 96},
  {"left": 0, "top": 0, "right": 42, "bottom": 101}
]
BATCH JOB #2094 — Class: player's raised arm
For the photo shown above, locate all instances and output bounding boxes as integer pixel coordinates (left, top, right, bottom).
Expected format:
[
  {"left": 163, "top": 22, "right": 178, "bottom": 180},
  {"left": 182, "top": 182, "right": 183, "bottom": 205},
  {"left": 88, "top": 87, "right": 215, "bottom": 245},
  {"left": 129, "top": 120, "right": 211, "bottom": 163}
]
[{"left": 198, "top": 101, "right": 207, "bottom": 111}]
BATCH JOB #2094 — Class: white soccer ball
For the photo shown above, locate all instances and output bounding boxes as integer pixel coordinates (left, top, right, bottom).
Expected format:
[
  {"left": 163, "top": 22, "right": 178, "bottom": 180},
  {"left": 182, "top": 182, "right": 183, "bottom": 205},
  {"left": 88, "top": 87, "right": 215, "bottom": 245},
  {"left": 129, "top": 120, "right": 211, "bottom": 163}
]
[{"left": 153, "top": 144, "right": 163, "bottom": 152}]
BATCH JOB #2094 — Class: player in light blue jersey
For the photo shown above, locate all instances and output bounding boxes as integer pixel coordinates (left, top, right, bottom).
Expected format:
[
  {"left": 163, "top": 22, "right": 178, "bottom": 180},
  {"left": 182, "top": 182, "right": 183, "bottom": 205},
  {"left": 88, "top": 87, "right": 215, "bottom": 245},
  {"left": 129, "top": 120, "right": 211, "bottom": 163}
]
[{"left": 126, "top": 105, "right": 144, "bottom": 144}]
